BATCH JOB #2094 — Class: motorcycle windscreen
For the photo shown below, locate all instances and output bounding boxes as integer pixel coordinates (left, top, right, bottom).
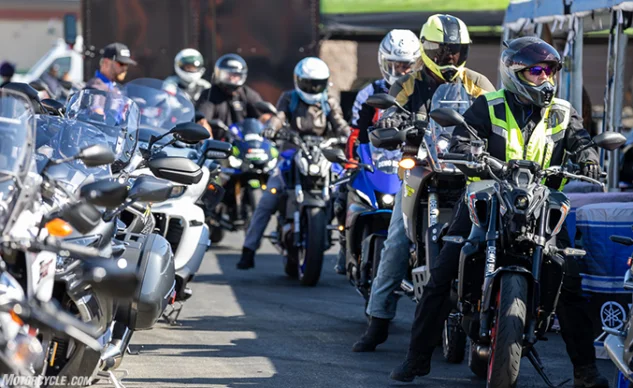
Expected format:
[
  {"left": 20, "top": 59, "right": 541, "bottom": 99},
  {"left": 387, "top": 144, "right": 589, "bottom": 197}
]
[{"left": 352, "top": 143, "right": 400, "bottom": 196}]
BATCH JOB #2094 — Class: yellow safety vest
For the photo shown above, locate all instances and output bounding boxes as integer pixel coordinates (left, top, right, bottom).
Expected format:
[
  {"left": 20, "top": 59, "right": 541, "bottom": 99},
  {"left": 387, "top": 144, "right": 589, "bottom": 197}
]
[{"left": 468, "top": 90, "right": 571, "bottom": 190}]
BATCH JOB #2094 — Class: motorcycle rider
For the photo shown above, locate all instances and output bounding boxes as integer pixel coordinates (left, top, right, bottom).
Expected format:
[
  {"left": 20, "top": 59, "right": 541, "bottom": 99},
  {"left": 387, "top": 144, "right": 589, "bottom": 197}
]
[
  {"left": 390, "top": 36, "right": 608, "bottom": 388},
  {"left": 85, "top": 42, "right": 136, "bottom": 92},
  {"left": 197, "top": 53, "right": 269, "bottom": 140},
  {"left": 237, "top": 56, "right": 350, "bottom": 269},
  {"left": 334, "top": 29, "right": 421, "bottom": 274},
  {"left": 352, "top": 14, "right": 495, "bottom": 352},
  {"left": 165, "top": 48, "right": 211, "bottom": 104}
]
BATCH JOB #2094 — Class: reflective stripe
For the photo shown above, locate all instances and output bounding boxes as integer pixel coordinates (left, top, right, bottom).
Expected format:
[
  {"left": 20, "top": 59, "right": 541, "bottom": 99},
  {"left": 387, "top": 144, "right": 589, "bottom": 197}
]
[
  {"left": 491, "top": 125, "right": 507, "bottom": 139},
  {"left": 548, "top": 129, "right": 566, "bottom": 143},
  {"left": 486, "top": 97, "right": 505, "bottom": 107}
]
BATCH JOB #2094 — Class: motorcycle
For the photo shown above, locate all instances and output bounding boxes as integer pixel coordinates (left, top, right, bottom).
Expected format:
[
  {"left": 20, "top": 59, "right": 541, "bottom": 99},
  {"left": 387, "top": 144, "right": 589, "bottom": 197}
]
[
  {"left": 604, "top": 230, "right": 633, "bottom": 388},
  {"left": 365, "top": 82, "right": 474, "bottom": 362},
  {"left": 206, "top": 118, "right": 278, "bottom": 243},
  {"left": 431, "top": 106, "right": 626, "bottom": 388},
  {"left": 124, "top": 78, "right": 231, "bottom": 324}
]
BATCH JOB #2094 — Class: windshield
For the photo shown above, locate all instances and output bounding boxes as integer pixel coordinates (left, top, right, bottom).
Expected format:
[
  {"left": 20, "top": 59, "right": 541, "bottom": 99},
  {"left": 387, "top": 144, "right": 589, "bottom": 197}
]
[
  {"left": 124, "top": 78, "right": 194, "bottom": 131},
  {"left": 370, "top": 143, "right": 401, "bottom": 175},
  {"left": 65, "top": 89, "right": 139, "bottom": 171},
  {"left": 0, "top": 90, "right": 35, "bottom": 178},
  {"left": 36, "top": 118, "right": 112, "bottom": 194},
  {"left": 425, "top": 82, "right": 474, "bottom": 173}
]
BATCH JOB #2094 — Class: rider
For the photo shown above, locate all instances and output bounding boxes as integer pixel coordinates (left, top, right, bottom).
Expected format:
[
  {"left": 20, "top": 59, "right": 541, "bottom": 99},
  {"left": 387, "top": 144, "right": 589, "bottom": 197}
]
[
  {"left": 165, "top": 48, "right": 212, "bottom": 104},
  {"left": 334, "top": 29, "right": 421, "bottom": 274},
  {"left": 85, "top": 42, "right": 136, "bottom": 92},
  {"left": 236, "top": 57, "right": 350, "bottom": 269},
  {"left": 197, "top": 54, "right": 269, "bottom": 140},
  {"left": 352, "top": 14, "right": 495, "bottom": 353},
  {"left": 390, "top": 36, "right": 608, "bottom": 388}
]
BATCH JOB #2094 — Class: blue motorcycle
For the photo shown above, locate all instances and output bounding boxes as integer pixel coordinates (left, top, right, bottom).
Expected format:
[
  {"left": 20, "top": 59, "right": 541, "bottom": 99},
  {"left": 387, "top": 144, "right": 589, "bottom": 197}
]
[{"left": 206, "top": 118, "right": 278, "bottom": 243}]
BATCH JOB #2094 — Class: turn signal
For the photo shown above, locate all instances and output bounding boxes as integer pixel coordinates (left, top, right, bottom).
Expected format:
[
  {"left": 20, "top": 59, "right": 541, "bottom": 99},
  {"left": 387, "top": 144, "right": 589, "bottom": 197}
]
[
  {"left": 399, "top": 158, "right": 416, "bottom": 170},
  {"left": 628, "top": 257, "right": 632, "bottom": 267},
  {"left": 262, "top": 184, "right": 267, "bottom": 190},
  {"left": 207, "top": 183, "right": 216, "bottom": 191},
  {"left": 270, "top": 188, "right": 277, "bottom": 194},
  {"left": 45, "top": 218, "right": 73, "bottom": 237},
  {"left": 338, "top": 225, "right": 344, "bottom": 231}
]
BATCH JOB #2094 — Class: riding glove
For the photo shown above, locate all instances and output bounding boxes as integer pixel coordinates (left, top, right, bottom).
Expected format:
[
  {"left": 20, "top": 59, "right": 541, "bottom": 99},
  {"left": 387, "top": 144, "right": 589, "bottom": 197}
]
[{"left": 581, "top": 162, "right": 601, "bottom": 180}]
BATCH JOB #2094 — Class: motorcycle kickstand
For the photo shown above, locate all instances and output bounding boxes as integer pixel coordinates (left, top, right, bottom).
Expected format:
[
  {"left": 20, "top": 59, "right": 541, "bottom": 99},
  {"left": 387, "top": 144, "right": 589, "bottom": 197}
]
[
  {"left": 162, "top": 302, "right": 184, "bottom": 326},
  {"left": 97, "top": 369, "right": 129, "bottom": 388},
  {"left": 126, "top": 345, "right": 142, "bottom": 355},
  {"left": 527, "top": 347, "right": 570, "bottom": 388}
]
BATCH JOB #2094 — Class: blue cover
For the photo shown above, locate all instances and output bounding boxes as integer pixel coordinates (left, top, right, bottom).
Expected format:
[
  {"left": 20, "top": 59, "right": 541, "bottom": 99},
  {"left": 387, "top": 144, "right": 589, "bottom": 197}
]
[
  {"left": 576, "top": 202, "right": 633, "bottom": 293},
  {"left": 565, "top": 192, "right": 633, "bottom": 244}
]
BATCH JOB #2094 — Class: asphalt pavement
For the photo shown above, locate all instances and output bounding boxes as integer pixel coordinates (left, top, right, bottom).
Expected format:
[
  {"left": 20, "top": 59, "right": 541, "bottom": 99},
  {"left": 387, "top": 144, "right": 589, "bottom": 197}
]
[{"left": 107, "top": 230, "right": 616, "bottom": 388}]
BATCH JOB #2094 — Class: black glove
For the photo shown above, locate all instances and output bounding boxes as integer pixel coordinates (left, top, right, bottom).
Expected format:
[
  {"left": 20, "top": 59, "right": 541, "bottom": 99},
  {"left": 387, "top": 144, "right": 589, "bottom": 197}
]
[
  {"left": 581, "top": 162, "right": 601, "bottom": 180},
  {"left": 263, "top": 126, "right": 277, "bottom": 139},
  {"left": 375, "top": 113, "right": 406, "bottom": 129}
]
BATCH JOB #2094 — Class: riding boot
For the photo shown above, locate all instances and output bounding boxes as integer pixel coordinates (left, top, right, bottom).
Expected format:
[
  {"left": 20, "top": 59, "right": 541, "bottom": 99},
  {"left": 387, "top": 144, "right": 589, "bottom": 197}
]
[
  {"left": 237, "top": 247, "right": 255, "bottom": 270},
  {"left": 334, "top": 232, "right": 346, "bottom": 275},
  {"left": 573, "top": 364, "right": 609, "bottom": 388},
  {"left": 352, "top": 316, "right": 389, "bottom": 352},
  {"left": 389, "top": 355, "right": 432, "bottom": 382}
]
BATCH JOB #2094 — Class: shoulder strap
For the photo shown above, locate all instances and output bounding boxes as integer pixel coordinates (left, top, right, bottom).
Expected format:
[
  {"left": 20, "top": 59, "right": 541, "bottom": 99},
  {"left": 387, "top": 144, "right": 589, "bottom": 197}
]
[
  {"left": 322, "top": 94, "right": 331, "bottom": 117},
  {"left": 289, "top": 90, "right": 300, "bottom": 116}
]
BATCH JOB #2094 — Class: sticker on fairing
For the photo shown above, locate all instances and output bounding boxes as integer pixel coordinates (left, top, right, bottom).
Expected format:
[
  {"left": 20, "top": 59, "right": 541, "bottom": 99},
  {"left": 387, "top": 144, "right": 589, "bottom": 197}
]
[{"left": 404, "top": 185, "right": 415, "bottom": 197}]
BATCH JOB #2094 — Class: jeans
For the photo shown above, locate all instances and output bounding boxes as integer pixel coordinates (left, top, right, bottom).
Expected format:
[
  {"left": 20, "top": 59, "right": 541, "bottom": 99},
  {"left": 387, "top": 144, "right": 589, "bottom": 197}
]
[
  {"left": 243, "top": 171, "right": 284, "bottom": 252},
  {"left": 406, "top": 198, "right": 596, "bottom": 368},
  {"left": 365, "top": 186, "right": 411, "bottom": 319}
]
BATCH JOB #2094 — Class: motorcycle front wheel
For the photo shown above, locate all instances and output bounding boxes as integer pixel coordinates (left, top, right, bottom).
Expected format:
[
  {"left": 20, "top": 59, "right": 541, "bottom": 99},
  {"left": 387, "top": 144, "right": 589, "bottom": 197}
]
[{"left": 298, "top": 207, "right": 326, "bottom": 286}]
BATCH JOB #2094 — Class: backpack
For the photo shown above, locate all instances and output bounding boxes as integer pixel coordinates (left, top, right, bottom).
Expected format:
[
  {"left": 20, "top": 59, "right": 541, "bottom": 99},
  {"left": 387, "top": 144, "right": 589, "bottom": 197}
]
[{"left": 288, "top": 90, "right": 331, "bottom": 118}]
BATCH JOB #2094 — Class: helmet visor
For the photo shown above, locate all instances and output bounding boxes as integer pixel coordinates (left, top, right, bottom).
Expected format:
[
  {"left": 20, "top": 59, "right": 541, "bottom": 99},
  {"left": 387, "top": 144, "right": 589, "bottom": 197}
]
[
  {"left": 379, "top": 58, "right": 416, "bottom": 79},
  {"left": 217, "top": 69, "right": 246, "bottom": 87},
  {"left": 296, "top": 77, "right": 328, "bottom": 95},
  {"left": 423, "top": 42, "right": 469, "bottom": 67}
]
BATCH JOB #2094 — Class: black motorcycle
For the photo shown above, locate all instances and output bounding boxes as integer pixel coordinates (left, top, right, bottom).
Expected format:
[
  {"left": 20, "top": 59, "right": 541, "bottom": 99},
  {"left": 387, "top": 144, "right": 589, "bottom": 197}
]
[{"left": 431, "top": 107, "right": 625, "bottom": 388}]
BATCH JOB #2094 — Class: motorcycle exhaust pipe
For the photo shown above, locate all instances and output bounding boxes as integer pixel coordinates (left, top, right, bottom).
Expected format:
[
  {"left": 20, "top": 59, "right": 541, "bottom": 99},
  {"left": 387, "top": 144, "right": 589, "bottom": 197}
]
[{"left": 604, "top": 333, "right": 633, "bottom": 378}]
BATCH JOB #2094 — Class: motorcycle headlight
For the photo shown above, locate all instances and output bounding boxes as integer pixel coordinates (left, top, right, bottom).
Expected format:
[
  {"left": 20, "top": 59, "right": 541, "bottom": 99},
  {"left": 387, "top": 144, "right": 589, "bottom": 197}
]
[
  {"left": 514, "top": 195, "right": 529, "bottom": 210},
  {"left": 170, "top": 185, "right": 186, "bottom": 198},
  {"left": 437, "top": 138, "right": 449, "bottom": 153},
  {"left": 308, "top": 164, "right": 320, "bottom": 175},
  {"left": 229, "top": 155, "right": 243, "bottom": 168},
  {"left": 266, "top": 159, "right": 277, "bottom": 171},
  {"left": 381, "top": 194, "right": 395, "bottom": 207}
]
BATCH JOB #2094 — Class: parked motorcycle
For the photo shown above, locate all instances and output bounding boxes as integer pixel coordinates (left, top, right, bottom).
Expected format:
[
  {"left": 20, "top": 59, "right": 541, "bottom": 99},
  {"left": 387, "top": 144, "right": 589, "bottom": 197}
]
[
  {"left": 431, "top": 107, "right": 625, "bottom": 387},
  {"left": 206, "top": 118, "right": 278, "bottom": 243}
]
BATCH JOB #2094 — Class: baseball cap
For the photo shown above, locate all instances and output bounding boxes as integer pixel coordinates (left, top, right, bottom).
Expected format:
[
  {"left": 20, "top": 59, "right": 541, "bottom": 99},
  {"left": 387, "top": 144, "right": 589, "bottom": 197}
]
[{"left": 101, "top": 42, "right": 137, "bottom": 65}]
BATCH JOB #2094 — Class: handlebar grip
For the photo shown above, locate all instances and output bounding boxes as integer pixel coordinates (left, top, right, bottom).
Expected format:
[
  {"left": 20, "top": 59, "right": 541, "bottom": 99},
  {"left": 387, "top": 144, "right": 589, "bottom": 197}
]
[
  {"left": 610, "top": 235, "right": 633, "bottom": 246},
  {"left": 439, "top": 153, "right": 472, "bottom": 161}
]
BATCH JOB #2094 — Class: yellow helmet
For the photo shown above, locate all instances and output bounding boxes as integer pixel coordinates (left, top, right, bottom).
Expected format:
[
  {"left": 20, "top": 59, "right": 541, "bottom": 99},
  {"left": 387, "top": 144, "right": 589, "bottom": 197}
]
[{"left": 419, "top": 14, "right": 471, "bottom": 82}]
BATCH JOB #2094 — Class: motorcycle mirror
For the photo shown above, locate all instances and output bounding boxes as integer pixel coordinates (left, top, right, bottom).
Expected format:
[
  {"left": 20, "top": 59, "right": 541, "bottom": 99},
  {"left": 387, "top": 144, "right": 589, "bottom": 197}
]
[
  {"left": 254, "top": 101, "right": 278, "bottom": 116},
  {"left": 610, "top": 235, "right": 633, "bottom": 246},
  {"left": 147, "top": 156, "right": 203, "bottom": 185},
  {"left": 169, "top": 122, "right": 210, "bottom": 144},
  {"left": 592, "top": 132, "right": 626, "bottom": 151},
  {"left": 77, "top": 144, "right": 116, "bottom": 167},
  {"left": 79, "top": 179, "right": 129, "bottom": 208},
  {"left": 40, "top": 98, "right": 65, "bottom": 116},
  {"left": 127, "top": 175, "right": 174, "bottom": 203},
  {"left": 430, "top": 108, "right": 466, "bottom": 128},
  {"left": 78, "top": 256, "right": 140, "bottom": 299},
  {"left": 57, "top": 201, "right": 102, "bottom": 234},
  {"left": 322, "top": 148, "right": 348, "bottom": 164},
  {"left": 366, "top": 93, "right": 398, "bottom": 110},
  {"left": 203, "top": 139, "right": 233, "bottom": 160}
]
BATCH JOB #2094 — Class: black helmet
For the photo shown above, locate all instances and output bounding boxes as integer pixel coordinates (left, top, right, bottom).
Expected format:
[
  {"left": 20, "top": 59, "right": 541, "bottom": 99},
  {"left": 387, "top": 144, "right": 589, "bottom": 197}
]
[
  {"left": 499, "top": 36, "right": 562, "bottom": 107},
  {"left": 213, "top": 54, "right": 247, "bottom": 93}
]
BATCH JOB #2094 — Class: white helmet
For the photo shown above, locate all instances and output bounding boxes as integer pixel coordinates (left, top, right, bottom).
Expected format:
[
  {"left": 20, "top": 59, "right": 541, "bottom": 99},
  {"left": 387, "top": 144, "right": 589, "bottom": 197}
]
[
  {"left": 378, "top": 29, "right": 421, "bottom": 85},
  {"left": 174, "top": 48, "right": 205, "bottom": 85},
  {"left": 293, "top": 57, "right": 330, "bottom": 105}
]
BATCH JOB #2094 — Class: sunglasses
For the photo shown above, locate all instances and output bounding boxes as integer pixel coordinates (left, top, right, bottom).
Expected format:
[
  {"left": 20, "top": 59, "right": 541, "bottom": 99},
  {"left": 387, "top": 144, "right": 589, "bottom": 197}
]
[{"left": 525, "top": 65, "right": 554, "bottom": 77}]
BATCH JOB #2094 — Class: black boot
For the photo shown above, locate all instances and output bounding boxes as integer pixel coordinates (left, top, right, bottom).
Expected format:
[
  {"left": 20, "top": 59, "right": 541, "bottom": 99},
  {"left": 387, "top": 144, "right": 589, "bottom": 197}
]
[
  {"left": 573, "top": 364, "right": 609, "bottom": 388},
  {"left": 352, "top": 316, "right": 389, "bottom": 352},
  {"left": 334, "top": 233, "right": 346, "bottom": 275},
  {"left": 389, "top": 356, "right": 431, "bottom": 382},
  {"left": 237, "top": 247, "right": 255, "bottom": 270}
]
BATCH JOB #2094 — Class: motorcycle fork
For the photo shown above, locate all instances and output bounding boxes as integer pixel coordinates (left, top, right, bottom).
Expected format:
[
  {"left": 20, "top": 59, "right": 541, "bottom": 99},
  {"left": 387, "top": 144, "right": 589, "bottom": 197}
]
[
  {"left": 525, "top": 206, "right": 548, "bottom": 345},
  {"left": 479, "top": 196, "right": 499, "bottom": 342}
]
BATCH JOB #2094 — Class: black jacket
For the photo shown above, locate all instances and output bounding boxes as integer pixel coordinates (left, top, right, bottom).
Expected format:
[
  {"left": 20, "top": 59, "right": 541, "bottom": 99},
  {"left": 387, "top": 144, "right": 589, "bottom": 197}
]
[
  {"left": 196, "top": 85, "right": 263, "bottom": 139},
  {"left": 450, "top": 89, "right": 599, "bottom": 188}
]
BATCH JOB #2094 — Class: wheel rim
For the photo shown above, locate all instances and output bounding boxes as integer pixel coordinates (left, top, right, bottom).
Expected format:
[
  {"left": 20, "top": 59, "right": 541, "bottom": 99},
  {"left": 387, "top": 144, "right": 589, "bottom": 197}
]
[{"left": 298, "top": 212, "right": 308, "bottom": 278}]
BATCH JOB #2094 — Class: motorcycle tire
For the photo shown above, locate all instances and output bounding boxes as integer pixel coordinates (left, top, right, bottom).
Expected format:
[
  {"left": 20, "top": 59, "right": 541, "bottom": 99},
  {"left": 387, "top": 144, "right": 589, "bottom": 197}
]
[
  {"left": 298, "top": 207, "right": 326, "bottom": 286},
  {"left": 487, "top": 273, "right": 527, "bottom": 388},
  {"left": 443, "top": 312, "right": 467, "bottom": 364},
  {"left": 284, "top": 254, "right": 299, "bottom": 278},
  {"left": 468, "top": 339, "right": 488, "bottom": 379},
  {"left": 210, "top": 225, "right": 224, "bottom": 244}
]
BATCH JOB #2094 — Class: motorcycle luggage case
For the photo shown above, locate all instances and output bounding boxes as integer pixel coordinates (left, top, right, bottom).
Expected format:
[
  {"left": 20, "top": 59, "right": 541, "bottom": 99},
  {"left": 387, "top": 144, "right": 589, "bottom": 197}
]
[{"left": 118, "top": 232, "right": 176, "bottom": 330}]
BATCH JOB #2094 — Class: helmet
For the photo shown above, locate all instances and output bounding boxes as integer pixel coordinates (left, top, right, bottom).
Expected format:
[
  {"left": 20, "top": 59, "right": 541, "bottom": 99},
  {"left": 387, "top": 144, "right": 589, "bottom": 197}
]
[
  {"left": 420, "top": 14, "right": 471, "bottom": 82},
  {"left": 213, "top": 54, "right": 247, "bottom": 93},
  {"left": 378, "top": 29, "right": 421, "bottom": 85},
  {"left": 500, "top": 36, "right": 562, "bottom": 107},
  {"left": 293, "top": 57, "right": 330, "bottom": 105},
  {"left": 174, "top": 48, "right": 205, "bottom": 85}
]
